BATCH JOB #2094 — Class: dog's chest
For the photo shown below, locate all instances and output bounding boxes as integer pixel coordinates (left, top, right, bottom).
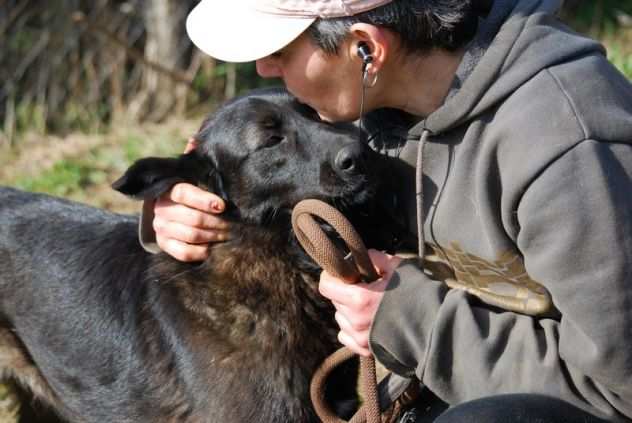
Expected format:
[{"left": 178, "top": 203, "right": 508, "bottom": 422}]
[
  {"left": 149, "top": 236, "right": 339, "bottom": 421},
  {"left": 180, "top": 240, "right": 338, "bottom": 355}
]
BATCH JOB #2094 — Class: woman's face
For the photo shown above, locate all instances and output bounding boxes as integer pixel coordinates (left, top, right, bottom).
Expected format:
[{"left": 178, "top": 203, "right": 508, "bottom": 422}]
[{"left": 256, "top": 33, "right": 363, "bottom": 122}]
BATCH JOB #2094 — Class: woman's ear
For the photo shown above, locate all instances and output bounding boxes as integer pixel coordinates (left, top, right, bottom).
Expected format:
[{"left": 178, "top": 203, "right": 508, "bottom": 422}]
[{"left": 347, "top": 23, "right": 391, "bottom": 72}]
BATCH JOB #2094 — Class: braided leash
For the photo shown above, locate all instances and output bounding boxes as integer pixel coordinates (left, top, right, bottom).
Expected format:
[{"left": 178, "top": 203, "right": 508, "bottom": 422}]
[{"left": 292, "top": 199, "right": 383, "bottom": 423}]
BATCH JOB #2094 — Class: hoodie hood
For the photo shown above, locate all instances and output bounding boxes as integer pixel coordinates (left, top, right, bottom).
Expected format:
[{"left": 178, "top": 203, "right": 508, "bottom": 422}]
[{"left": 410, "top": 0, "right": 605, "bottom": 136}]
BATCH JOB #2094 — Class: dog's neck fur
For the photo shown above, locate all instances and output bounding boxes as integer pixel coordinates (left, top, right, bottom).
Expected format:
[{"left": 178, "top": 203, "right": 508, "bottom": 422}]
[
  {"left": 152, "top": 221, "right": 335, "bottom": 345},
  {"left": 139, "top": 221, "right": 341, "bottom": 421}
]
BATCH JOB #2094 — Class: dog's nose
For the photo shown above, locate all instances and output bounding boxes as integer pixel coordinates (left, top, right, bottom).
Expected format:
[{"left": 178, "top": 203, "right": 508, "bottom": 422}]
[{"left": 334, "top": 143, "right": 366, "bottom": 175}]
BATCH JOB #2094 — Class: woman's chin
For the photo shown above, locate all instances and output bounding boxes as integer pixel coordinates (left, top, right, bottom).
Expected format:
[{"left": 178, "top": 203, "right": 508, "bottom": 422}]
[{"left": 317, "top": 110, "right": 360, "bottom": 123}]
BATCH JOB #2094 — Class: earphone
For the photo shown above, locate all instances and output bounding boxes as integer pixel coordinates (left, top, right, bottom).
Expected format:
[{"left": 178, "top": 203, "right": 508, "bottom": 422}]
[
  {"left": 356, "top": 41, "right": 376, "bottom": 144},
  {"left": 356, "top": 41, "right": 373, "bottom": 65}
]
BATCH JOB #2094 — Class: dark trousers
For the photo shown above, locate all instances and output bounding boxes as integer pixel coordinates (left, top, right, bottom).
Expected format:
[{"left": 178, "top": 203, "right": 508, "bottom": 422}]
[{"left": 402, "top": 392, "right": 613, "bottom": 423}]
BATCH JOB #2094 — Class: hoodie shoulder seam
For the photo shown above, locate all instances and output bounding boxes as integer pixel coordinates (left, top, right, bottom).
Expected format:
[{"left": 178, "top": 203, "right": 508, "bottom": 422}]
[{"left": 545, "top": 68, "right": 589, "bottom": 139}]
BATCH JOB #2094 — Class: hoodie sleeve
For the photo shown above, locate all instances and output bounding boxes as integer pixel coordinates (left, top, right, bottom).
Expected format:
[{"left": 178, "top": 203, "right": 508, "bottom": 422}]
[{"left": 369, "top": 139, "right": 632, "bottom": 421}]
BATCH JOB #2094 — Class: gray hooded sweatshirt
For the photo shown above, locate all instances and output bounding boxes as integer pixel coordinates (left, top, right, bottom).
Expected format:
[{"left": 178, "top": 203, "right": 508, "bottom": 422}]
[{"left": 368, "top": 0, "right": 632, "bottom": 420}]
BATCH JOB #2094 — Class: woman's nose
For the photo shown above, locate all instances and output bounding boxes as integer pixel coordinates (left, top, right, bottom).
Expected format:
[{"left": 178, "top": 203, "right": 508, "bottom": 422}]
[{"left": 256, "top": 57, "right": 283, "bottom": 78}]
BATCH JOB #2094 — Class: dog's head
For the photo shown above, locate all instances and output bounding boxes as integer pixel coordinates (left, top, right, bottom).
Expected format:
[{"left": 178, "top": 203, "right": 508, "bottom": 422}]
[{"left": 113, "top": 88, "right": 383, "bottom": 227}]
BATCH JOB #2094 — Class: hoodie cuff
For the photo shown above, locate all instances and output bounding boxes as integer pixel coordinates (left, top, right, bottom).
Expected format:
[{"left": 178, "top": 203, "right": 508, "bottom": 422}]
[
  {"left": 139, "top": 199, "right": 161, "bottom": 254},
  {"left": 369, "top": 258, "right": 448, "bottom": 378}
]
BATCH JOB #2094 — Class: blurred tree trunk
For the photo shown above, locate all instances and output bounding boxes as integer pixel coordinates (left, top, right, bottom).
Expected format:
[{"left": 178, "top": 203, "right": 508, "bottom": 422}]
[{"left": 129, "top": 0, "right": 181, "bottom": 122}]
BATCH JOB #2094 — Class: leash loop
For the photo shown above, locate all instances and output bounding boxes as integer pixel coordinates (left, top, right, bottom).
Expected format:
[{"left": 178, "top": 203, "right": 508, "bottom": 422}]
[
  {"left": 292, "top": 199, "right": 378, "bottom": 283},
  {"left": 292, "top": 199, "right": 382, "bottom": 423}
]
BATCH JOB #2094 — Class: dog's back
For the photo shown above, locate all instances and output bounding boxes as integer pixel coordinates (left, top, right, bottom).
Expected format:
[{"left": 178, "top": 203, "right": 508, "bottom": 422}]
[
  {"left": 0, "top": 187, "right": 160, "bottom": 421},
  {"left": 0, "top": 186, "right": 145, "bottom": 325}
]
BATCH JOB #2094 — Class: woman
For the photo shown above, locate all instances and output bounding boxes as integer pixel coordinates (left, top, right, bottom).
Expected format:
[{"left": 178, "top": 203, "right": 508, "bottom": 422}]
[{"left": 144, "top": 0, "right": 632, "bottom": 421}]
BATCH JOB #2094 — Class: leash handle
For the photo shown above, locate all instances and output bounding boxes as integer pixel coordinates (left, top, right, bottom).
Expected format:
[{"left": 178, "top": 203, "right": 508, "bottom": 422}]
[
  {"left": 292, "top": 199, "right": 382, "bottom": 423},
  {"left": 292, "top": 199, "right": 379, "bottom": 283}
]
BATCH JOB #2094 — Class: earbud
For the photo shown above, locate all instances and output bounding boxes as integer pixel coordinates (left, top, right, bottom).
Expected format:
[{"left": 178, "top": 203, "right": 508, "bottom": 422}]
[{"left": 356, "top": 42, "right": 373, "bottom": 65}]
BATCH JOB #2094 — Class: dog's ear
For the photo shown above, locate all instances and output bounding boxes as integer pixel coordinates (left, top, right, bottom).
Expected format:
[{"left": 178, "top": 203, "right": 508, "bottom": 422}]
[{"left": 112, "top": 153, "right": 216, "bottom": 200}]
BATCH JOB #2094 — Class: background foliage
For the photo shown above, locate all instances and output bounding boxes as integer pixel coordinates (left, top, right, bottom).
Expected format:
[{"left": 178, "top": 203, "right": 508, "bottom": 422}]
[
  {"left": 1, "top": 0, "right": 631, "bottom": 148},
  {"left": 0, "top": 1, "right": 632, "bottom": 421}
]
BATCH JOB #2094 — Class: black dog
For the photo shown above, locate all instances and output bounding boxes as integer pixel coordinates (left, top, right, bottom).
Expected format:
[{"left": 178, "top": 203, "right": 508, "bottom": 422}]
[{"left": 0, "top": 88, "right": 406, "bottom": 422}]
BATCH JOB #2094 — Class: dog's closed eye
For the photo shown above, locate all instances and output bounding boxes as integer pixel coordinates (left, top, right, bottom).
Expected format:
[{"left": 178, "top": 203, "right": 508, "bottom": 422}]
[
  {"left": 261, "top": 115, "right": 282, "bottom": 129},
  {"left": 262, "top": 134, "right": 285, "bottom": 149}
]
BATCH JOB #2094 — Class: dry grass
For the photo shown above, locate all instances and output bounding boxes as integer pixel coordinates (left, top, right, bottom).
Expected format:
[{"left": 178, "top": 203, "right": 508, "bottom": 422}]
[{"left": 0, "top": 117, "right": 201, "bottom": 213}]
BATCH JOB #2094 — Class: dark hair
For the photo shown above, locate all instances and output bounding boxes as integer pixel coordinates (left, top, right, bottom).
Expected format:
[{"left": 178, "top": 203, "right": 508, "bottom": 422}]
[{"left": 307, "top": 0, "right": 480, "bottom": 55}]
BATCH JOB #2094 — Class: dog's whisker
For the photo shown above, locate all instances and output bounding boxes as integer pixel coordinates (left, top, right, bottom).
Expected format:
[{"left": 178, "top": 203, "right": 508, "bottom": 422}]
[{"left": 156, "top": 266, "right": 201, "bottom": 285}]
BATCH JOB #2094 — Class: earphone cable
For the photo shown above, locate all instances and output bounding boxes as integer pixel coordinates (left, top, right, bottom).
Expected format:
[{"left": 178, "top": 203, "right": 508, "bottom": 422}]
[{"left": 358, "top": 62, "right": 369, "bottom": 139}]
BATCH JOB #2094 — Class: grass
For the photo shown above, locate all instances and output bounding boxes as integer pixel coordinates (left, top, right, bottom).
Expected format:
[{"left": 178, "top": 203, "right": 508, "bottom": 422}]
[
  {"left": 607, "top": 42, "right": 632, "bottom": 79},
  {"left": 0, "top": 119, "right": 198, "bottom": 213},
  {"left": 13, "top": 159, "right": 107, "bottom": 198}
]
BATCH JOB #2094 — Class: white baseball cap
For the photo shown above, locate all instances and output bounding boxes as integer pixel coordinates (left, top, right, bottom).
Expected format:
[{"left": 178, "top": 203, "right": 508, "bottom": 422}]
[{"left": 186, "top": 0, "right": 394, "bottom": 63}]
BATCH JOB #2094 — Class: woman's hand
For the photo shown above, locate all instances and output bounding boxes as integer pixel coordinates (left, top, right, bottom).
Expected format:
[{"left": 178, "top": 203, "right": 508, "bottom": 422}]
[
  {"left": 153, "top": 138, "right": 231, "bottom": 262},
  {"left": 318, "top": 249, "right": 402, "bottom": 356}
]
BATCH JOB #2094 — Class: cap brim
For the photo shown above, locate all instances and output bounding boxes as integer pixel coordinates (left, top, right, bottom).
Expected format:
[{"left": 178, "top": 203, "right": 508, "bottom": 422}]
[{"left": 186, "top": 0, "right": 315, "bottom": 63}]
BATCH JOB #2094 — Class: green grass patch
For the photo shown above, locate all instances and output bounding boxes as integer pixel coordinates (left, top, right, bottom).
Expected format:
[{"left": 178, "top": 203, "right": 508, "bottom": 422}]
[
  {"left": 5, "top": 123, "right": 189, "bottom": 204},
  {"left": 607, "top": 42, "right": 632, "bottom": 79},
  {"left": 562, "top": 1, "right": 632, "bottom": 79},
  {"left": 13, "top": 159, "right": 107, "bottom": 197}
]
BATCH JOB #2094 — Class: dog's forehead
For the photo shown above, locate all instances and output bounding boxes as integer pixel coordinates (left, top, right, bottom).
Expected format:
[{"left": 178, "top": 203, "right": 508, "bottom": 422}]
[
  {"left": 241, "top": 96, "right": 292, "bottom": 116},
  {"left": 236, "top": 92, "right": 322, "bottom": 120},
  {"left": 193, "top": 96, "right": 287, "bottom": 159},
  {"left": 196, "top": 90, "right": 362, "bottom": 157},
  {"left": 242, "top": 97, "right": 285, "bottom": 131},
  {"left": 219, "top": 97, "right": 290, "bottom": 131}
]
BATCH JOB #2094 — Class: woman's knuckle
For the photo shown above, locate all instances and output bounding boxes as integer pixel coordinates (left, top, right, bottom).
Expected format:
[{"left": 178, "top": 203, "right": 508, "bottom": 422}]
[
  {"left": 204, "top": 217, "right": 217, "bottom": 229},
  {"left": 185, "top": 210, "right": 202, "bottom": 227},
  {"left": 318, "top": 281, "right": 328, "bottom": 297},
  {"left": 153, "top": 217, "right": 165, "bottom": 232},
  {"left": 156, "top": 236, "right": 168, "bottom": 251},
  {"left": 357, "top": 333, "right": 369, "bottom": 348},
  {"left": 181, "top": 227, "right": 198, "bottom": 244},
  {"left": 349, "top": 316, "right": 368, "bottom": 332},
  {"left": 349, "top": 320, "right": 363, "bottom": 331},
  {"left": 213, "top": 230, "right": 229, "bottom": 242},
  {"left": 174, "top": 245, "right": 205, "bottom": 262},
  {"left": 171, "top": 184, "right": 188, "bottom": 203},
  {"left": 337, "top": 331, "right": 349, "bottom": 347},
  {"left": 334, "top": 311, "right": 345, "bottom": 327},
  {"left": 162, "top": 239, "right": 182, "bottom": 259},
  {"left": 350, "top": 293, "right": 368, "bottom": 309}
]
